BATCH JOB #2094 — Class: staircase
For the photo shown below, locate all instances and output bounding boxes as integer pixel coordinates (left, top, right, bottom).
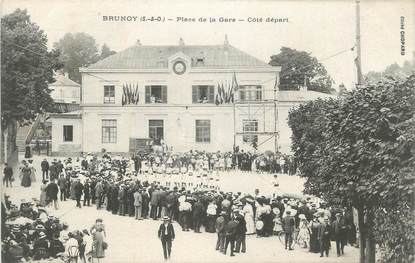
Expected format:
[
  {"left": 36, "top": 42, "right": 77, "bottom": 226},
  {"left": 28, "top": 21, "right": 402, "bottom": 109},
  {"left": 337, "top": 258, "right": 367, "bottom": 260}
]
[
  {"left": 16, "top": 126, "right": 31, "bottom": 153},
  {"left": 16, "top": 115, "right": 43, "bottom": 153}
]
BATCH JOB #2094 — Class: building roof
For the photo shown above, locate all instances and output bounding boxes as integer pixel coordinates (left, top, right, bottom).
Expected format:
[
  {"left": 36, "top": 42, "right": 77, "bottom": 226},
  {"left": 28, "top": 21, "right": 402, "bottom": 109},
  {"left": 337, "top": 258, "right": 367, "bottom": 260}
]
[
  {"left": 278, "top": 90, "right": 336, "bottom": 102},
  {"left": 50, "top": 74, "right": 80, "bottom": 87},
  {"left": 49, "top": 110, "right": 82, "bottom": 119},
  {"left": 87, "top": 44, "right": 271, "bottom": 70}
]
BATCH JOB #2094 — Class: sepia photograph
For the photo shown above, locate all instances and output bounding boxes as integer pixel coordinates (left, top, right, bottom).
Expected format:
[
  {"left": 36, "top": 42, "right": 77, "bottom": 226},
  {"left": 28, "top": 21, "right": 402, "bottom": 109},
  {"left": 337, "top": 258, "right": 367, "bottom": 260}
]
[{"left": 1, "top": 0, "right": 414, "bottom": 262}]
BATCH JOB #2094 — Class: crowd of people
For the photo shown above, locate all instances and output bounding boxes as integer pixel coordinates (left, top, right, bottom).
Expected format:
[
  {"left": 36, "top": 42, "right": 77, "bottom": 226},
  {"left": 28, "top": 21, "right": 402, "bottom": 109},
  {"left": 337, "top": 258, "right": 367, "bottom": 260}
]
[
  {"left": 1, "top": 196, "right": 107, "bottom": 263},
  {"left": 2, "top": 149, "right": 357, "bottom": 261}
]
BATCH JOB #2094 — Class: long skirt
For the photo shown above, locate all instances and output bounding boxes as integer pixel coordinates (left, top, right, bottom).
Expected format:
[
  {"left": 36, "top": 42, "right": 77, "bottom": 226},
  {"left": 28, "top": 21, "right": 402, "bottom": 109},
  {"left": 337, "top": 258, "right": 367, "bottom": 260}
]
[
  {"left": 21, "top": 174, "right": 31, "bottom": 187},
  {"left": 309, "top": 229, "right": 320, "bottom": 253}
]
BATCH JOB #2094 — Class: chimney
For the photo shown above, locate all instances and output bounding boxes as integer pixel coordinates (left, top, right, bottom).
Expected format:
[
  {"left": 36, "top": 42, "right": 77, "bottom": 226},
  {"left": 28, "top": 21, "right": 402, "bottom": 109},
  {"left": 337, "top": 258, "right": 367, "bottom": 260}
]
[
  {"left": 224, "top": 34, "right": 229, "bottom": 48},
  {"left": 224, "top": 34, "right": 229, "bottom": 64},
  {"left": 179, "top": 37, "right": 185, "bottom": 47},
  {"left": 64, "top": 72, "right": 69, "bottom": 78}
]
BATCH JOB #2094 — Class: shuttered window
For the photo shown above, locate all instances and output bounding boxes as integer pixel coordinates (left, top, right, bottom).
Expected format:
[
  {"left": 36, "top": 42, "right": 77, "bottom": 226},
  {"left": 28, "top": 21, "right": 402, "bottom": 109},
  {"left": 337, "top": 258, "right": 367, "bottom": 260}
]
[
  {"left": 145, "top": 85, "right": 167, "bottom": 103},
  {"left": 192, "top": 85, "right": 214, "bottom": 103}
]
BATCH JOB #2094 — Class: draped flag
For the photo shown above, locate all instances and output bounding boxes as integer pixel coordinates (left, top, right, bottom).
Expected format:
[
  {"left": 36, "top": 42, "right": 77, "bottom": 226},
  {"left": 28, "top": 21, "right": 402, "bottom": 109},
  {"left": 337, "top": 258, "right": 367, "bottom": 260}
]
[
  {"left": 122, "top": 83, "right": 140, "bottom": 106},
  {"left": 215, "top": 73, "right": 238, "bottom": 105}
]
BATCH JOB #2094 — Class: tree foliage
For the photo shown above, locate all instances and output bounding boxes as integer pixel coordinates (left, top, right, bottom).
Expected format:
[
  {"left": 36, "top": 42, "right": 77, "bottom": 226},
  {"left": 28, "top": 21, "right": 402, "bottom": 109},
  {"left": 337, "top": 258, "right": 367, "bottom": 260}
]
[
  {"left": 1, "top": 8, "right": 61, "bottom": 127},
  {"left": 288, "top": 75, "right": 415, "bottom": 262},
  {"left": 365, "top": 60, "right": 415, "bottom": 83},
  {"left": 269, "top": 47, "right": 334, "bottom": 94},
  {"left": 53, "top": 34, "right": 117, "bottom": 83},
  {"left": 53, "top": 32, "right": 99, "bottom": 83},
  {"left": 99, "top": 43, "right": 116, "bottom": 60}
]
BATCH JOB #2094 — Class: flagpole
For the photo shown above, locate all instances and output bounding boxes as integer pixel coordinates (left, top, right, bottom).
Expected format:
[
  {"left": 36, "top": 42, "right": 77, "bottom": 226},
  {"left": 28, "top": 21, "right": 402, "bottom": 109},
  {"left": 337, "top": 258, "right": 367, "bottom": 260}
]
[
  {"left": 233, "top": 74, "right": 237, "bottom": 150},
  {"left": 356, "top": 0, "right": 364, "bottom": 87}
]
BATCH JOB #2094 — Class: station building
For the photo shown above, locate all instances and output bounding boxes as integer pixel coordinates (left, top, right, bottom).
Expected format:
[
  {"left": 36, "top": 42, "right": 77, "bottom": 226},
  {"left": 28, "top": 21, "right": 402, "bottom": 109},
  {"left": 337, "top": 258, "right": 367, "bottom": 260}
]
[{"left": 50, "top": 38, "right": 333, "bottom": 155}]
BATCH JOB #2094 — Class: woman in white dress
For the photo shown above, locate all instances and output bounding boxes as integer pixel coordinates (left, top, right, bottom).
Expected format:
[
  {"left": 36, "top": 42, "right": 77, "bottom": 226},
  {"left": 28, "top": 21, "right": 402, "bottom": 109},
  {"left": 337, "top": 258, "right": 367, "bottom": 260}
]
[
  {"left": 28, "top": 160, "right": 37, "bottom": 182},
  {"left": 297, "top": 214, "right": 310, "bottom": 248},
  {"left": 242, "top": 200, "right": 256, "bottom": 234}
]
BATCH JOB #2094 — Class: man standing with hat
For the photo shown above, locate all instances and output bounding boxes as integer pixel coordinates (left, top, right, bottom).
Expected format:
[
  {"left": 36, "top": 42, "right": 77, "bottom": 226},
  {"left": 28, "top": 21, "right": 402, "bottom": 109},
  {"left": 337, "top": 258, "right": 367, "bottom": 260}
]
[
  {"left": 224, "top": 215, "right": 238, "bottom": 256},
  {"left": 282, "top": 210, "right": 295, "bottom": 250},
  {"left": 333, "top": 212, "right": 347, "bottom": 256},
  {"left": 318, "top": 217, "right": 331, "bottom": 257},
  {"left": 215, "top": 211, "right": 227, "bottom": 252},
  {"left": 234, "top": 209, "right": 247, "bottom": 253},
  {"left": 158, "top": 216, "right": 175, "bottom": 260}
]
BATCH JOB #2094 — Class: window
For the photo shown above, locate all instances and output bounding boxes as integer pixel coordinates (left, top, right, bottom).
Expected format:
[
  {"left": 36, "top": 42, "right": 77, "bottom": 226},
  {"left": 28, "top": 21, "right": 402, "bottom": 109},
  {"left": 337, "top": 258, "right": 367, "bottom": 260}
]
[
  {"left": 149, "top": 120, "right": 164, "bottom": 140},
  {"left": 145, "top": 86, "right": 167, "bottom": 103},
  {"left": 104, "top": 85, "right": 115, "bottom": 104},
  {"left": 102, "top": 119, "right": 117, "bottom": 143},
  {"left": 239, "top": 85, "right": 262, "bottom": 102},
  {"left": 243, "top": 120, "right": 258, "bottom": 143},
  {"left": 196, "top": 120, "right": 211, "bottom": 143},
  {"left": 63, "top": 125, "right": 73, "bottom": 142},
  {"left": 192, "top": 86, "right": 214, "bottom": 103}
]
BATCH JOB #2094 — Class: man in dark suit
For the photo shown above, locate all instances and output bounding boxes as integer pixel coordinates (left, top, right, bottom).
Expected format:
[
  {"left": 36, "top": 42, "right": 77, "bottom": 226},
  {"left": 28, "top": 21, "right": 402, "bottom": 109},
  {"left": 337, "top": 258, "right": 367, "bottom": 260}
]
[
  {"left": 158, "top": 216, "right": 175, "bottom": 260},
  {"left": 40, "top": 159, "right": 49, "bottom": 181},
  {"left": 3, "top": 163, "right": 13, "bottom": 188},
  {"left": 333, "top": 212, "right": 347, "bottom": 256},
  {"left": 224, "top": 217, "right": 238, "bottom": 256},
  {"left": 234, "top": 210, "right": 247, "bottom": 253},
  {"left": 282, "top": 210, "right": 295, "bottom": 250},
  {"left": 215, "top": 211, "right": 227, "bottom": 252},
  {"left": 151, "top": 187, "right": 160, "bottom": 220},
  {"left": 74, "top": 179, "right": 84, "bottom": 208},
  {"left": 192, "top": 198, "right": 204, "bottom": 233},
  {"left": 318, "top": 217, "right": 331, "bottom": 257}
]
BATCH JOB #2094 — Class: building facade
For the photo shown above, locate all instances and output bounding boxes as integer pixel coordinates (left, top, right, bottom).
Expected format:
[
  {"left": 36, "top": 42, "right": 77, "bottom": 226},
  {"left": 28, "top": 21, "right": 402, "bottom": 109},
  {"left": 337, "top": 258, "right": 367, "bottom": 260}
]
[
  {"left": 50, "top": 39, "right": 333, "bottom": 155},
  {"left": 49, "top": 72, "right": 81, "bottom": 104}
]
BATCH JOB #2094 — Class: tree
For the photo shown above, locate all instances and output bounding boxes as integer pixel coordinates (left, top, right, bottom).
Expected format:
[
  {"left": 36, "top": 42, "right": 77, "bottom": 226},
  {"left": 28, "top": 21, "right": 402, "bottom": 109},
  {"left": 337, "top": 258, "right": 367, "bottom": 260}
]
[
  {"left": 269, "top": 47, "right": 334, "bottom": 94},
  {"left": 365, "top": 60, "right": 415, "bottom": 83},
  {"left": 288, "top": 75, "right": 415, "bottom": 263},
  {"left": 338, "top": 83, "right": 347, "bottom": 97},
  {"left": 99, "top": 43, "right": 116, "bottom": 60},
  {"left": 1, "top": 9, "right": 62, "bottom": 165},
  {"left": 53, "top": 32, "right": 99, "bottom": 83}
]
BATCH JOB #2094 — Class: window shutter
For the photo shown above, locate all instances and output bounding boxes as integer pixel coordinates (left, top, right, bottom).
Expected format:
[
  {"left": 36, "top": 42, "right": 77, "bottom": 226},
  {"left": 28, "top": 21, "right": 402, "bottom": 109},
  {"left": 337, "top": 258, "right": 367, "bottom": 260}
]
[
  {"left": 161, "top": 85, "right": 167, "bottom": 103},
  {"left": 192, "top": 86, "right": 198, "bottom": 103},
  {"left": 208, "top": 86, "right": 215, "bottom": 103},
  {"left": 145, "top": 86, "right": 150, "bottom": 103}
]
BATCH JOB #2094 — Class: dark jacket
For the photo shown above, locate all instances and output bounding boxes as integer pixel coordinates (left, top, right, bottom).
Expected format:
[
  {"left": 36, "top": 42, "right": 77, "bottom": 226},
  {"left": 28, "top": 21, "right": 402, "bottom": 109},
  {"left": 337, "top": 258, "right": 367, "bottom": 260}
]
[
  {"left": 215, "top": 216, "right": 226, "bottom": 234},
  {"left": 235, "top": 214, "right": 247, "bottom": 235},
  {"left": 332, "top": 218, "right": 347, "bottom": 239},
  {"left": 84, "top": 183, "right": 90, "bottom": 197},
  {"left": 318, "top": 223, "right": 331, "bottom": 241},
  {"left": 192, "top": 201, "right": 204, "bottom": 217},
  {"left": 46, "top": 183, "right": 59, "bottom": 200},
  {"left": 225, "top": 220, "right": 238, "bottom": 238},
  {"left": 41, "top": 161, "right": 49, "bottom": 171},
  {"left": 282, "top": 215, "right": 295, "bottom": 234},
  {"left": 158, "top": 223, "right": 175, "bottom": 240},
  {"left": 4, "top": 166, "right": 13, "bottom": 176},
  {"left": 74, "top": 182, "right": 84, "bottom": 198},
  {"left": 150, "top": 190, "right": 160, "bottom": 206}
]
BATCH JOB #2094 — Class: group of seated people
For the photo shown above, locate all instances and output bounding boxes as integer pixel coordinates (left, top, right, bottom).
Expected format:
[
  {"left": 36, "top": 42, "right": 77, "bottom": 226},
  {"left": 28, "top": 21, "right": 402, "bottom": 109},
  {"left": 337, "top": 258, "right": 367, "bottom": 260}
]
[{"left": 1, "top": 197, "right": 104, "bottom": 263}]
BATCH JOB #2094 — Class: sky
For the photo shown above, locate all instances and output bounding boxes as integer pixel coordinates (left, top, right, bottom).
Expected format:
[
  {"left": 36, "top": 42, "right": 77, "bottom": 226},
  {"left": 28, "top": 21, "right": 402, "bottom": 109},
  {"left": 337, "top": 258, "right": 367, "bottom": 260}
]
[{"left": 2, "top": 0, "right": 414, "bottom": 90}]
